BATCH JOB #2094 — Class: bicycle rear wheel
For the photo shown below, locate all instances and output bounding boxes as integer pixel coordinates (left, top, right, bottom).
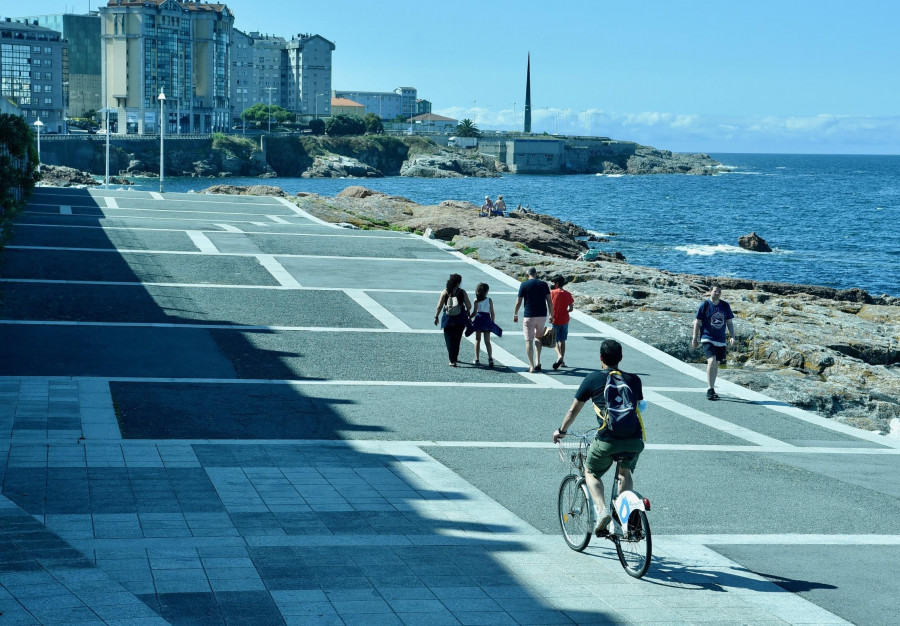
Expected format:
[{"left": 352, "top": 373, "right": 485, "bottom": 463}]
[
  {"left": 557, "top": 475, "right": 592, "bottom": 551},
  {"left": 614, "top": 510, "right": 652, "bottom": 578}
]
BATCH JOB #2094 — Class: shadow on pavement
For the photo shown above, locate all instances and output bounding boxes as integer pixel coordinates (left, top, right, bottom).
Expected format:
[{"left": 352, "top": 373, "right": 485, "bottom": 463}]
[{"left": 0, "top": 188, "right": 626, "bottom": 625}]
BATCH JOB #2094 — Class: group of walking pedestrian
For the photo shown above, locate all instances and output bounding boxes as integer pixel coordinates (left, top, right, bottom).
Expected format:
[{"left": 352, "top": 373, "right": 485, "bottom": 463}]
[{"left": 434, "top": 267, "right": 575, "bottom": 372}]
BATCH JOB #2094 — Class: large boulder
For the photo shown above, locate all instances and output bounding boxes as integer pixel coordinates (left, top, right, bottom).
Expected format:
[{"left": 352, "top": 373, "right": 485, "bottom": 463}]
[
  {"left": 200, "top": 184, "right": 289, "bottom": 198},
  {"left": 36, "top": 164, "right": 98, "bottom": 187},
  {"left": 738, "top": 232, "right": 773, "bottom": 252},
  {"left": 400, "top": 153, "right": 499, "bottom": 178},
  {"left": 302, "top": 155, "right": 383, "bottom": 178}
]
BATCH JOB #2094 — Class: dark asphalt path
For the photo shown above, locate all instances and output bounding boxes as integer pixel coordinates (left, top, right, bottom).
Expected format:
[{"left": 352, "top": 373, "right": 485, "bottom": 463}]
[{"left": 1, "top": 187, "right": 897, "bottom": 625}]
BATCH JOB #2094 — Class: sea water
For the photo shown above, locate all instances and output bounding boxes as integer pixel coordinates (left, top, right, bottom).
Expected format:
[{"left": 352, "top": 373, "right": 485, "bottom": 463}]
[{"left": 126, "top": 154, "right": 900, "bottom": 297}]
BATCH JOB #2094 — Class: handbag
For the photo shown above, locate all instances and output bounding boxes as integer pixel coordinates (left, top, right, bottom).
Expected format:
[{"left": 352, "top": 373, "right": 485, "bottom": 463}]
[{"left": 540, "top": 326, "right": 556, "bottom": 348}]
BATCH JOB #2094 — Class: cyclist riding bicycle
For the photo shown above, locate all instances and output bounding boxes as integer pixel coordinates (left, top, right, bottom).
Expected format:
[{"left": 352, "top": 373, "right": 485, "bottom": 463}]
[{"left": 553, "top": 339, "right": 647, "bottom": 536}]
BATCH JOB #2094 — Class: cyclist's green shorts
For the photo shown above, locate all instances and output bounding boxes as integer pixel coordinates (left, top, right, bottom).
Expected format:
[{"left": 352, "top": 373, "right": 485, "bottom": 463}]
[{"left": 586, "top": 437, "right": 645, "bottom": 476}]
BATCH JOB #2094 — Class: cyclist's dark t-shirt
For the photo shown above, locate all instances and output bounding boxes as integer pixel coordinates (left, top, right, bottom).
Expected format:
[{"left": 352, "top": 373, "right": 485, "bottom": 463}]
[
  {"left": 575, "top": 369, "right": 644, "bottom": 442},
  {"left": 517, "top": 278, "right": 551, "bottom": 317}
]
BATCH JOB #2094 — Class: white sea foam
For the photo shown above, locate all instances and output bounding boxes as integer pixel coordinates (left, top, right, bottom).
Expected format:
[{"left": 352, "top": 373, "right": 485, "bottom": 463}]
[
  {"left": 675, "top": 244, "right": 753, "bottom": 256},
  {"left": 606, "top": 174, "right": 625, "bottom": 178}
]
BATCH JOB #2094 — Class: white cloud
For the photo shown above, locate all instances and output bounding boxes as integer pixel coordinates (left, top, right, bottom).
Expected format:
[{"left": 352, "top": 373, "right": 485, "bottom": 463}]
[{"left": 432, "top": 107, "right": 900, "bottom": 153}]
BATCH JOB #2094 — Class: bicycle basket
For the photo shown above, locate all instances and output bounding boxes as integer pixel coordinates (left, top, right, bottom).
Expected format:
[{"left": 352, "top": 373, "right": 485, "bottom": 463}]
[{"left": 557, "top": 430, "right": 596, "bottom": 471}]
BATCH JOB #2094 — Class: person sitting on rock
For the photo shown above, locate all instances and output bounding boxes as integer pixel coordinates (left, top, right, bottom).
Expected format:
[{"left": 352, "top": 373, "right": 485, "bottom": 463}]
[
  {"left": 480, "top": 196, "right": 494, "bottom": 217},
  {"left": 492, "top": 195, "right": 507, "bottom": 217}
]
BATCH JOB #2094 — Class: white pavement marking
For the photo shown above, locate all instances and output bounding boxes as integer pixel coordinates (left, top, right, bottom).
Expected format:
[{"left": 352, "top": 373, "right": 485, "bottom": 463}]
[
  {"left": 149, "top": 192, "right": 164, "bottom": 200},
  {"left": 662, "top": 534, "right": 900, "bottom": 545},
  {"left": 645, "top": 389, "right": 790, "bottom": 447},
  {"left": 185, "top": 230, "right": 219, "bottom": 253},
  {"left": 344, "top": 289, "right": 410, "bottom": 330},
  {"left": 59, "top": 205, "right": 72, "bottom": 215},
  {"left": 463, "top": 335, "right": 568, "bottom": 388},
  {"left": 104, "top": 196, "right": 118, "bottom": 209},
  {"left": 255, "top": 254, "right": 301, "bottom": 288},
  {"left": 275, "top": 196, "right": 336, "bottom": 226},
  {"left": 0, "top": 277, "right": 512, "bottom": 295},
  {"left": 6, "top": 245, "right": 460, "bottom": 263},
  {"left": 14, "top": 221, "right": 438, "bottom": 241},
  {"left": 267, "top": 215, "right": 290, "bottom": 224}
]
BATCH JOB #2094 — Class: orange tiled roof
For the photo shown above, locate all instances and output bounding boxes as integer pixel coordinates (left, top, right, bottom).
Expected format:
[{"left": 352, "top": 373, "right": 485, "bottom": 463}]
[{"left": 331, "top": 97, "right": 363, "bottom": 107}]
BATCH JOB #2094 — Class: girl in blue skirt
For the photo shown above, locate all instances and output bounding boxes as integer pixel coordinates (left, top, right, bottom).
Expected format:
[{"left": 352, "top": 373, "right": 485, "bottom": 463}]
[{"left": 468, "top": 282, "right": 503, "bottom": 366}]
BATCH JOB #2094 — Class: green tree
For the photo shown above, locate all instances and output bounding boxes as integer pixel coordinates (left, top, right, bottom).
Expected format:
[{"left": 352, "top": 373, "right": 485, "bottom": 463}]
[
  {"left": 242, "top": 103, "right": 292, "bottom": 128},
  {"left": 308, "top": 118, "right": 326, "bottom": 135},
  {"left": 455, "top": 119, "right": 481, "bottom": 137},
  {"left": 325, "top": 114, "right": 366, "bottom": 137},
  {"left": 363, "top": 113, "right": 384, "bottom": 135},
  {"left": 0, "top": 113, "right": 39, "bottom": 216}
]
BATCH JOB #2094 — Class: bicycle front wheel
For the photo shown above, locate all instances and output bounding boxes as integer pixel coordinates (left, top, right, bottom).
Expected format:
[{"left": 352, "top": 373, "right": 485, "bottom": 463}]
[
  {"left": 615, "top": 510, "right": 652, "bottom": 578},
  {"left": 557, "top": 475, "right": 592, "bottom": 551}
]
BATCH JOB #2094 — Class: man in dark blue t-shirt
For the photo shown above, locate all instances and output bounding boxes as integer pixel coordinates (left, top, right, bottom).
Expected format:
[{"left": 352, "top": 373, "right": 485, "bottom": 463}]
[
  {"left": 691, "top": 285, "right": 735, "bottom": 400},
  {"left": 513, "top": 267, "right": 553, "bottom": 372}
]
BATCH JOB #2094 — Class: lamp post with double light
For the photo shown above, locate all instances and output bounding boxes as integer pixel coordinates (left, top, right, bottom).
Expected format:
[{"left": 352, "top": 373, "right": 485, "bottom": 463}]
[
  {"left": 158, "top": 89, "right": 166, "bottom": 193},
  {"left": 33, "top": 119, "right": 44, "bottom": 173}
]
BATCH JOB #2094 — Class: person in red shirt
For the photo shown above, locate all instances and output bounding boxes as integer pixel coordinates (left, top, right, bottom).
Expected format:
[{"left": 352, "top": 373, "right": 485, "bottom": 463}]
[{"left": 550, "top": 275, "right": 575, "bottom": 370}]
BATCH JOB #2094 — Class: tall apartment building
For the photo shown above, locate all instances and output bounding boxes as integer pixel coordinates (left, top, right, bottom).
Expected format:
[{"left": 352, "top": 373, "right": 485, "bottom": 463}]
[
  {"left": 230, "top": 30, "right": 333, "bottom": 123},
  {"left": 22, "top": 13, "right": 101, "bottom": 118},
  {"left": 333, "top": 87, "right": 417, "bottom": 121},
  {"left": 284, "top": 33, "right": 333, "bottom": 119},
  {"left": 0, "top": 17, "right": 68, "bottom": 133},
  {"left": 99, "top": 0, "right": 234, "bottom": 135}
]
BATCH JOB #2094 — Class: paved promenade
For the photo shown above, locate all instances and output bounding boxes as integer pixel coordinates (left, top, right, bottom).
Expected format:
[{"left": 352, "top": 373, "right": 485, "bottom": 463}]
[{"left": 1, "top": 187, "right": 898, "bottom": 625}]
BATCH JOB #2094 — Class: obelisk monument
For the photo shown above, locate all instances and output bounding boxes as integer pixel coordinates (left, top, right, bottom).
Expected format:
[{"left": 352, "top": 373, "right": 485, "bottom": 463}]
[{"left": 524, "top": 53, "right": 532, "bottom": 134}]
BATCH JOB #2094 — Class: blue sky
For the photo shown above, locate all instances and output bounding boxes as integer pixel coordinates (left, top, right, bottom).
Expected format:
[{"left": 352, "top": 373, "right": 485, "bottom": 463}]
[{"left": 19, "top": 0, "right": 900, "bottom": 153}]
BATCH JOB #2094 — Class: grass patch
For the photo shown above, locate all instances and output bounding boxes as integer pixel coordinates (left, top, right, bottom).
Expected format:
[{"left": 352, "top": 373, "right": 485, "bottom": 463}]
[
  {"left": 515, "top": 242, "right": 532, "bottom": 252},
  {"left": 459, "top": 247, "right": 478, "bottom": 256}
]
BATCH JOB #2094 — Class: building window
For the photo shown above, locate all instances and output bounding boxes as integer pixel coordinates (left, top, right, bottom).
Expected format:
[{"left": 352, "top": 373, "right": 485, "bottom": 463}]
[{"left": 44, "top": 47, "right": 52, "bottom": 54}]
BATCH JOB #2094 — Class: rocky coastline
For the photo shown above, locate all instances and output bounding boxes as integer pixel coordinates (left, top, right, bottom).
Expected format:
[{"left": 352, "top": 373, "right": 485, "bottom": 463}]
[
  {"left": 200, "top": 183, "right": 899, "bottom": 436},
  {"left": 36, "top": 134, "right": 719, "bottom": 180}
]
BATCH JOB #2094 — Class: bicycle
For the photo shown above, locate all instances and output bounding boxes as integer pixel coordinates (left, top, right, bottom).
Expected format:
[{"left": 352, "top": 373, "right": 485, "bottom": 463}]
[{"left": 556, "top": 429, "right": 653, "bottom": 578}]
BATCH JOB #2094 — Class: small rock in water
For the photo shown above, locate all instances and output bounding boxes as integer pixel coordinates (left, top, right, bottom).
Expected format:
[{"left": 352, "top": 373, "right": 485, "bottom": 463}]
[{"left": 738, "top": 232, "right": 772, "bottom": 252}]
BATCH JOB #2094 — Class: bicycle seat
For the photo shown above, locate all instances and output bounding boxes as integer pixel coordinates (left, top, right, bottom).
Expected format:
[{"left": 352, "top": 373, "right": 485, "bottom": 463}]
[{"left": 610, "top": 452, "right": 637, "bottom": 462}]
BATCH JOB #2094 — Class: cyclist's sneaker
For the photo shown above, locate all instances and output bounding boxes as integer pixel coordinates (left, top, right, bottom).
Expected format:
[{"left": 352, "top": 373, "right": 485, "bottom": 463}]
[
  {"left": 594, "top": 513, "right": 611, "bottom": 537},
  {"left": 706, "top": 388, "right": 718, "bottom": 400}
]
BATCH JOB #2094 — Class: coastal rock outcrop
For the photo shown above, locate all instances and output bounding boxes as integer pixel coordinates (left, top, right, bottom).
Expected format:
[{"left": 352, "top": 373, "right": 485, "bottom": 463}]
[
  {"left": 36, "top": 164, "right": 98, "bottom": 187},
  {"left": 738, "top": 232, "right": 773, "bottom": 252},
  {"left": 301, "top": 155, "right": 383, "bottom": 178},
  {"left": 400, "top": 152, "right": 500, "bottom": 178},
  {"left": 200, "top": 184, "right": 289, "bottom": 198}
]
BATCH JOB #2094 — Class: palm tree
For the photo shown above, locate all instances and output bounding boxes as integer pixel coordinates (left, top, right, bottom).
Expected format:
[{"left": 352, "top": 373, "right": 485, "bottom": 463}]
[{"left": 455, "top": 118, "right": 481, "bottom": 138}]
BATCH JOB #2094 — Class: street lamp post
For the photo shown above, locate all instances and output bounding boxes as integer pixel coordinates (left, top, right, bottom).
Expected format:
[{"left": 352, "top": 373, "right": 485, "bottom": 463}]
[
  {"left": 158, "top": 89, "right": 166, "bottom": 193},
  {"left": 314, "top": 93, "right": 327, "bottom": 120},
  {"left": 265, "top": 86, "right": 276, "bottom": 133},
  {"left": 33, "top": 119, "right": 44, "bottom": 173},
  {"left": 99, "top": 103, "right": 113, "bottom": 188}
]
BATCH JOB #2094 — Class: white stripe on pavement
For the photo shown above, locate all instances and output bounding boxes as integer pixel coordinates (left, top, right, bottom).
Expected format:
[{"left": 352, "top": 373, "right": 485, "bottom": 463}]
[
  {"left": 255, "top": 254, "right": 301, "bottom": 288},
  {"left": 267, "top": 215, "right": 290, "bottom": 224},
  {"left": 645, "top": 389, "right": 791, "bottom": 447},
  {"left": 60, "top": 205, "right": 72, "bottom": 215},
  {"left": 344, "top": 289, "right": 410, "bottom": 330},
  {"left": 6, "top": 245, "right": 459, "bottom": 263},
  {"left": 185, "top": 230, "right": 219, "bottom": 253},
  {"left": 104, "top": 196, "right": 118, "bottom": 209},
  {"left": 215, "top": 224, "right": 243, "bottom": 233},
  {"left": 149, "top": 192, "right": 164, "bottom": 200}
]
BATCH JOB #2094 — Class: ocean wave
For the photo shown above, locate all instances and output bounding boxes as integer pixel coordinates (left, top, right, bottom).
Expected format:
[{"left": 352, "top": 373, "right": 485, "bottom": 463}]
[{"left": 675, "top": 244, "right": 754, "bottom": 256}]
